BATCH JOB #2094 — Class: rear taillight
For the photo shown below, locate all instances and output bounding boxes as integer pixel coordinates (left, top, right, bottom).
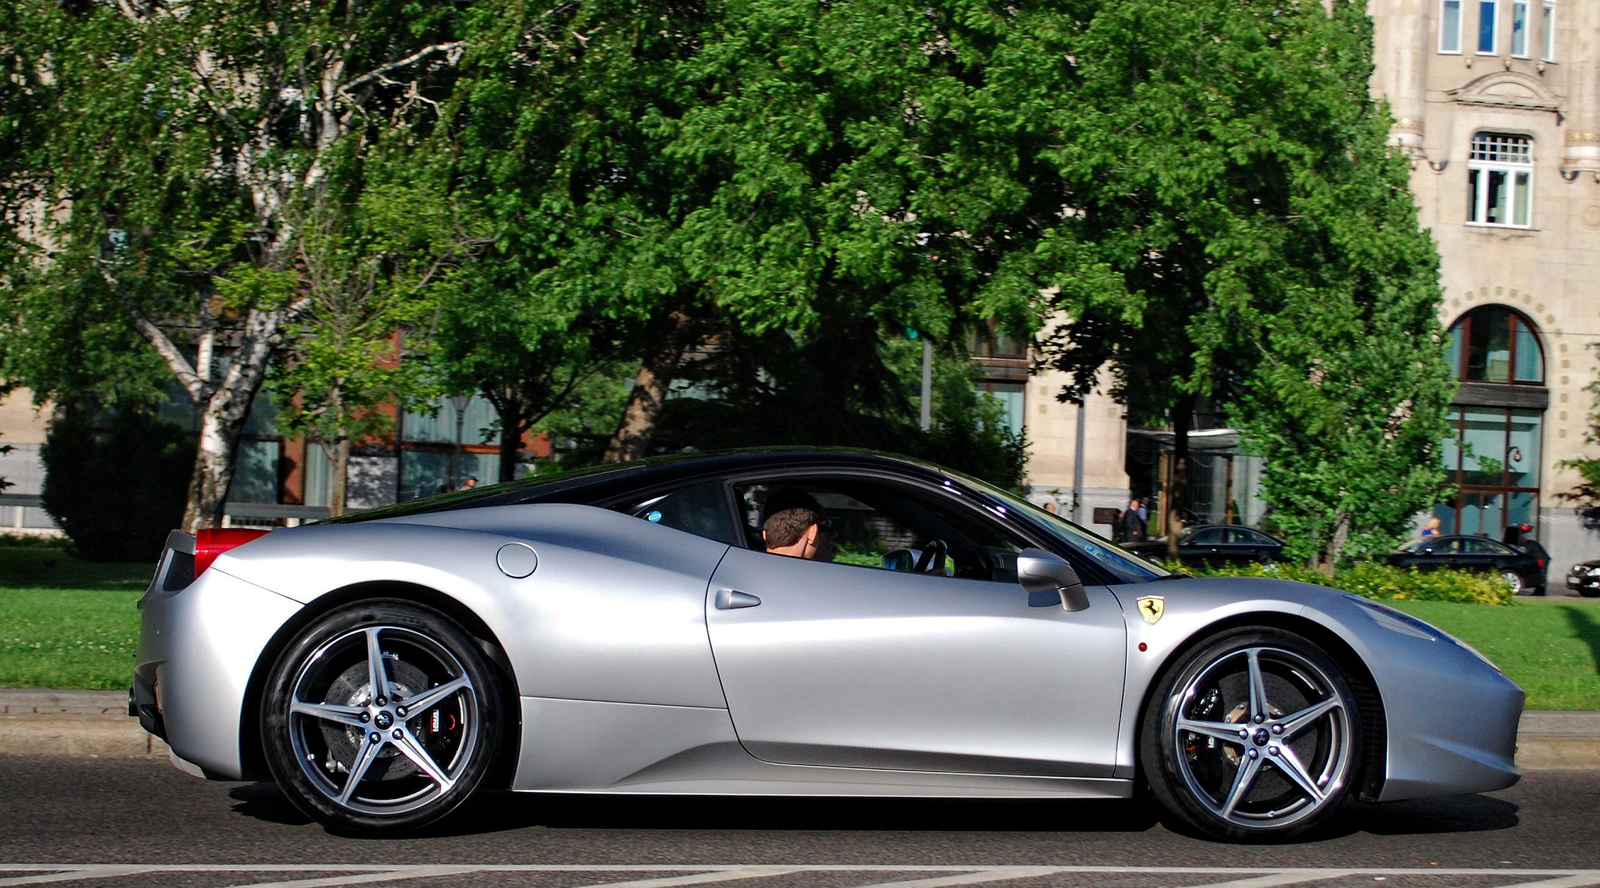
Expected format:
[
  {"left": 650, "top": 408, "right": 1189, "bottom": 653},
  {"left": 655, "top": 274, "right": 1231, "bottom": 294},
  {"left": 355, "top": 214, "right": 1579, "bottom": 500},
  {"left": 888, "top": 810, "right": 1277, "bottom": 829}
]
[
  {"left": 194, "top": 528, "right": 270, "bottom": 577},
  {"left": 1538, "top": 558, "right": 1547, "bottom": 568}
]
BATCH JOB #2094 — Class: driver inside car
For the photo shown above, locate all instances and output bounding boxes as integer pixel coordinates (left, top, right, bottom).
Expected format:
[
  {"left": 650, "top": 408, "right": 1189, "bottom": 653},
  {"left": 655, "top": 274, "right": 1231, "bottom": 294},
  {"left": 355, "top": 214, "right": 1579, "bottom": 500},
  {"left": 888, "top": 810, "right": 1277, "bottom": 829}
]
[{"left": 761, "top": 488, "right": 837, "bottom": 562}]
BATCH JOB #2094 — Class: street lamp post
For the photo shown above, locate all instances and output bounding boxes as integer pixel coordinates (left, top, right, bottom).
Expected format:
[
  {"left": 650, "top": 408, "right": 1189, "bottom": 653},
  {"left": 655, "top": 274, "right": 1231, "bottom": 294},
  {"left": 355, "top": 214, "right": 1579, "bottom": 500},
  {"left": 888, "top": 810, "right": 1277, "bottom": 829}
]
[{"left": 449, "top": 393, "right": 471, "bottom": 491}]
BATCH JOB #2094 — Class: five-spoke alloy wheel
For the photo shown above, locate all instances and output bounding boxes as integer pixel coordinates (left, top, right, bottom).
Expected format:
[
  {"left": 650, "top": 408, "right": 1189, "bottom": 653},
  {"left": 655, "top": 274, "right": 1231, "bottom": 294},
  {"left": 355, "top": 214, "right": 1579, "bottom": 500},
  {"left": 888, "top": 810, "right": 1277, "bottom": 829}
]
[
  {"left": 262, "top": 601, "right": 504, "bottom": 834},
  {"left": 1141, "top": 628, "right": 1360, "bottom": 841}
]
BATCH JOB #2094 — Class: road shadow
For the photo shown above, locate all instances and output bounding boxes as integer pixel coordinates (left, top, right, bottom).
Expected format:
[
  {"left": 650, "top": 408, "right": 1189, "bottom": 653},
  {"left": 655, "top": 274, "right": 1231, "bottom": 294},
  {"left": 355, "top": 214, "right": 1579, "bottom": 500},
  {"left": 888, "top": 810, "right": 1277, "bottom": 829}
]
[
  {"left": 224, "top": 780, "right": 1519, "bottom": 841},
  {"left": 1560, "top": 605, "right": 1600, "bottom": 678},
  {"left": 1319, "top": 793, "right": 1519, "bottom": 838},
  {"left": 228, "top": 782, "right": 313, "bottom": 826},
  {"left": 446, "top": 793, "right": 1163, "bottom": 837}
]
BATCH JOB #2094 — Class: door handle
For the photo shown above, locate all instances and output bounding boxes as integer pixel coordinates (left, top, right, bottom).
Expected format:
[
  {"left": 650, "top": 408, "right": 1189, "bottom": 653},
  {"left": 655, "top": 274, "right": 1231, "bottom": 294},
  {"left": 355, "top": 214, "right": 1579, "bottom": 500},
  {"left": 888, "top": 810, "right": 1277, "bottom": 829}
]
[{"left": 715, "top": 589, "right": 762, "bottom": 610}]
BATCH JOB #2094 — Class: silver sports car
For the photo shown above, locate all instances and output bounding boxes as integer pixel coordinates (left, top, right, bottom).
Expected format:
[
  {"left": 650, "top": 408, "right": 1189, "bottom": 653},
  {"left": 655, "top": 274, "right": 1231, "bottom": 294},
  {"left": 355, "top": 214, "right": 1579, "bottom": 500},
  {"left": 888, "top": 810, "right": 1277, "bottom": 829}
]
[{"left": 133, "top": 449, "right": 1523, "bottom": 841}]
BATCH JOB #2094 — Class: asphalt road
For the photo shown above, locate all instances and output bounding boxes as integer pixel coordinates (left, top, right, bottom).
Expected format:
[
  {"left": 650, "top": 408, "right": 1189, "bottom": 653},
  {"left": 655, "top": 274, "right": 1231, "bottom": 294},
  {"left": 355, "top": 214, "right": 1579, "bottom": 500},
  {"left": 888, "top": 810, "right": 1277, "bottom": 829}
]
[{"left": 1, "top": 758, "right": 1598, "bottom": 887}]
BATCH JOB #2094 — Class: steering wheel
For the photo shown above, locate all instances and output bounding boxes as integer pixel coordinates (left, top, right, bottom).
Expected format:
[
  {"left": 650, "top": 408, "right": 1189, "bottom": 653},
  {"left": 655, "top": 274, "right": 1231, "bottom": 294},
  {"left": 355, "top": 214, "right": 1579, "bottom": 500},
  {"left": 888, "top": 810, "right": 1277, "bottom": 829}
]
[{"left": 914, "top": 539, "right": 948, "bottom": 575}]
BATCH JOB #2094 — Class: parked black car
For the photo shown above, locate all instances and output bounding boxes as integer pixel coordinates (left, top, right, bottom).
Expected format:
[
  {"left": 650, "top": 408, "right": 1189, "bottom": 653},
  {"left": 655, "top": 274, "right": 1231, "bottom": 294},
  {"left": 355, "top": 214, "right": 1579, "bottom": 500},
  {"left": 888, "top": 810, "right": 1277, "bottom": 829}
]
[
  {"left": 1565, "top": 560, "right": 1600, "bottom": 597},
  {"left": 1124, "top": 524, "right": 1288, "bottom": 566},
  {"left": 1388, "top": 534, "right": 1548, "bottom": 595}
]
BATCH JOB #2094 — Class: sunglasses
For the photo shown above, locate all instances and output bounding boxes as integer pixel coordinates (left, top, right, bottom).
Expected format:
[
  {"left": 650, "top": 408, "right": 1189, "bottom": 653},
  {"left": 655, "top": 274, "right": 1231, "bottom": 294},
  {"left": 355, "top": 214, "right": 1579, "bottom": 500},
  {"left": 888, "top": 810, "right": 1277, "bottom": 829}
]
[{"left": 814, "top": 518, "right": 837, "bottom": 534}]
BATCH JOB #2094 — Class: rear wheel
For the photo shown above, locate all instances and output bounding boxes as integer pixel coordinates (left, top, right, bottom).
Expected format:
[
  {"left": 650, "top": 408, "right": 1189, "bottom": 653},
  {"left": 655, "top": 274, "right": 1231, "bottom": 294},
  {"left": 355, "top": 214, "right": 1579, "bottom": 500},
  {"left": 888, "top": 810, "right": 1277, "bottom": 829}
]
[
  {"left": 1140, "top": 628, "right": 1360, "bottom": 841},
  {"left": 262, "top": 600, "right": 504, "bottom": 834},
  {"left": 1501, "top": 569, "right": 1526, "bottom": 595}
]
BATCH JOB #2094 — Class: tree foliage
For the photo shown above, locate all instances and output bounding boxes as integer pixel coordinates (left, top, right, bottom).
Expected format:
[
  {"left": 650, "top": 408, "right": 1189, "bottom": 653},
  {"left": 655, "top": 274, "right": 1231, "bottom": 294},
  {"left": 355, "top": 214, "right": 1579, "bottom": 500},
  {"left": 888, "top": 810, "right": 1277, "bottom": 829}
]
[
  {"left": 996, "top": 0, "right": 1453, "bottom": 562},
  {"left": 41, "top": 407, "right": 195, "bottom": 561},
  {"left": 2, "top": 0, "right": 1453, "bottom": 548},
  {"left": 0, "top": 0, "right": 471, "bottom": 530}
]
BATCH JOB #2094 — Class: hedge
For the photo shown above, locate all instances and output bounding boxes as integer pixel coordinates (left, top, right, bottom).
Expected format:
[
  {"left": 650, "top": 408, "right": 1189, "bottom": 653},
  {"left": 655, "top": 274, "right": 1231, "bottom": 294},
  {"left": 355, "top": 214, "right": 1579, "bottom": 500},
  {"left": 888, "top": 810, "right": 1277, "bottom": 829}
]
[{"left": 1172, "top": 561, "right": 1516, "bottom": 606}]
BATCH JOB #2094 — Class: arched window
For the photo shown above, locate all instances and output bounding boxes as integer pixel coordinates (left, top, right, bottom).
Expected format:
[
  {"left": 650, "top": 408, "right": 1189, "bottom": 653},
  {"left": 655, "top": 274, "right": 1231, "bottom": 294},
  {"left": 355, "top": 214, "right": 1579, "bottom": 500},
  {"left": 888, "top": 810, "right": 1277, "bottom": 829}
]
[
  {"left": 1445, "top": 304, "right": 1544, "bottom": 384},
  {"left": 1435, "top": 307, "right": 1547, "bottom": 536}
]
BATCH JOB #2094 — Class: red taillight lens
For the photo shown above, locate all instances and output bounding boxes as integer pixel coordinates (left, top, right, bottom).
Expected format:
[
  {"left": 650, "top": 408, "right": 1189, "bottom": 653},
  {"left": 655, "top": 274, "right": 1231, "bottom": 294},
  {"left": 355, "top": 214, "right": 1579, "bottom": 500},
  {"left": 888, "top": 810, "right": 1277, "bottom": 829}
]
[
  {"left": 194, "top": 528, "right": 270, "bottom": 577},
  {"left": 1538, "top": 558, "right": 1547, "bottom": 568}
]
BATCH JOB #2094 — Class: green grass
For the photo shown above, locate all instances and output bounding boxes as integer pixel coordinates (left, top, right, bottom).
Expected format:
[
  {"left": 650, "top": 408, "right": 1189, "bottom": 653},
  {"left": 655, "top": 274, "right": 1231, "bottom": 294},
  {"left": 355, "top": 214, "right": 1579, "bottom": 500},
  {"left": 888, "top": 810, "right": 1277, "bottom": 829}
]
[
  {"left": 2, "top": 547, "right": 1598, "bottom": 709},
  {"left": 0, "top": 548, "right": 149, "bottom": 690},
  {"left": 1388, "top": 597, "right": 1600, "bottom": 711}
]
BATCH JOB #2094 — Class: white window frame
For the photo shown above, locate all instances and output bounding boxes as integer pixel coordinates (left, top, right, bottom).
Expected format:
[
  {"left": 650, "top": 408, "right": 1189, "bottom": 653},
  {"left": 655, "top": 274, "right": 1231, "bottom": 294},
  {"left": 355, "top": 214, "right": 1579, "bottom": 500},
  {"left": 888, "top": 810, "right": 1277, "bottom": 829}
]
[
  {"left": 1478, "top": 0, "right": 1499, "bottom": 54},
  {"left": 1541, "top": 0, "right": 1555, "bottom": 60},
  {"left": 1511, "top": 0, "right": 1529, "bottom": 56},
  {"left": 1467, "top": 133, "right": 1534, "bottom": 229},
  {"left": 1440, "top": 0, "right": 1463, "bottom": 53}
]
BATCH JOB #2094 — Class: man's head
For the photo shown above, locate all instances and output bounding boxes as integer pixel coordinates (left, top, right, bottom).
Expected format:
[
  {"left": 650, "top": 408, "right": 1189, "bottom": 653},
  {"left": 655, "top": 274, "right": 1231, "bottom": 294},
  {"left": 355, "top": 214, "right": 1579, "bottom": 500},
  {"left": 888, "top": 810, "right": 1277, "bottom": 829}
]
[{"left": 761, "top": 488, "right": 836, "bottom": 561}]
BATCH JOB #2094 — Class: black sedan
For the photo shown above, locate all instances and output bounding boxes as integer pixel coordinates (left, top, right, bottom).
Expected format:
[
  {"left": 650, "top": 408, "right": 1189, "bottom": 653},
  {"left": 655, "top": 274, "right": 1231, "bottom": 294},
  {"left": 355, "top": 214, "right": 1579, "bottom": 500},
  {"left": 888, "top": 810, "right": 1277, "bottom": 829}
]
[
  {"left": 1125, "top": 524, "right": 1288, "bottom": 566},
  {"left": 1388, "top": 534, "right": 1548, "bottom": 595},
  {"left": 1564, "top": 560, "right": 1600, "bottom": 597}
]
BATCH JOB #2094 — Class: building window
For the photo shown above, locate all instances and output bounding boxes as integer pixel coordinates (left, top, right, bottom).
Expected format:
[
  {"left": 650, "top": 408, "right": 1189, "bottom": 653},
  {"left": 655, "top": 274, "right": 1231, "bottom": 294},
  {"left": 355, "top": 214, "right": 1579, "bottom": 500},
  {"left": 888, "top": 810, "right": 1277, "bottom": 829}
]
[
  {"left": 1436, "top": 308, "right": 1546, "bottom": 537},
  {"left": 1541, "top": 0, "right": 1555, "bottom": 59},
  {"left": 1436, "top": 408, "right": 1542, "bottom": 535},
  {"left": 975, "top": 381, "right": 1026, "bottom": 438},
  {"left": 1478, "top": 0, "right": 1498, "bottom": 52},
  {"left": 1446, "top": 305, "right": 1544, "bottom": 384},
  {"left": 1467, "top": 133, "right": 1533, "bottom": 228},
  {"left": 1511, "top": 0, "right": 1529, "bottom": 55},
  {"left": 1441, "top": 0, "right": 1463, "bottom": 52}
]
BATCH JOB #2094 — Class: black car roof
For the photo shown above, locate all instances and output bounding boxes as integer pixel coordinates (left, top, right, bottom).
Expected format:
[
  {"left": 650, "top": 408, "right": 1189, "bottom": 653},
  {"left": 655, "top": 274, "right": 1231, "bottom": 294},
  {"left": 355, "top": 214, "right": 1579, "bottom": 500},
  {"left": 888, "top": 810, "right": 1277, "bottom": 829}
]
[{"left": 327, "top": 447, "right": 951, "bottom": 524}]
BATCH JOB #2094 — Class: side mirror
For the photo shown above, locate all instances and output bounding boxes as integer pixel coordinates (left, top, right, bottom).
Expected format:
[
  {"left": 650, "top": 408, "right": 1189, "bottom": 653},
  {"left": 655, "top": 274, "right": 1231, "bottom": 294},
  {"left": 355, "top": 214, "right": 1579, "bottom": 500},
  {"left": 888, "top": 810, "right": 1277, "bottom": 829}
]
[
  {"left": 1016, "top": 548, "right": 1090, "bottom": 612},
  {"left": 882, "top": 548, "right": 915, "bottom": 571}
]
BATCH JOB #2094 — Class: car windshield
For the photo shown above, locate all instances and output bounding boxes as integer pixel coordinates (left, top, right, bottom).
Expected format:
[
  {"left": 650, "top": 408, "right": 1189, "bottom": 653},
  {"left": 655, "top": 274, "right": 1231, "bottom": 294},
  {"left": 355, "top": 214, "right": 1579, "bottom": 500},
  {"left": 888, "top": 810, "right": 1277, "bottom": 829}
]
[{"left": 955, "top": 475, "right": 1169, "bottom": 581}]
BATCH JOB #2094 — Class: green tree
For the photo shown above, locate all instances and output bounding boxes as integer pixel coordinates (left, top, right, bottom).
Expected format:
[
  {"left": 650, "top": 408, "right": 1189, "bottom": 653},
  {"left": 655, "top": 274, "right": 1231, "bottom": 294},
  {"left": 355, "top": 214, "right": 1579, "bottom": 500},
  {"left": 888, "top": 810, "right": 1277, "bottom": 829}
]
[
  {"left": 1557, "top": 357, "right": 1600, "bottom": 530},
  {"left": 1001, "top": 0, "right": 1452, "bottom": 562},
  {"left": 0, "top": 0, "right": 470, "bottom": 531},
  {"left": 270, "top": 182, "right": 472, "bottom": 515},
  {"left": 427, "top": 0, "right": 699, "bottom": 467}
]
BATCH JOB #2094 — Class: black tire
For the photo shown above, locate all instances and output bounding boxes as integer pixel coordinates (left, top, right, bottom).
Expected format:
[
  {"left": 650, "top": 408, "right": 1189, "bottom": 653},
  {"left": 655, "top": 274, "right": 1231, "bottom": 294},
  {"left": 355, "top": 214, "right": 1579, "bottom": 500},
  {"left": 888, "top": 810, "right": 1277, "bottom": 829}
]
[
  {"left": 1140, "top": 628, "right": 1361, "bottom": 841},
  {"left": 1502, "top": 569, "right": 1527, "bottom": 595},
  {"left": 1581, "top": 587, "right": 1600, "bottom": 599},
  {"left": 262, "top": 600, "right": 504, "bottom": 835}
]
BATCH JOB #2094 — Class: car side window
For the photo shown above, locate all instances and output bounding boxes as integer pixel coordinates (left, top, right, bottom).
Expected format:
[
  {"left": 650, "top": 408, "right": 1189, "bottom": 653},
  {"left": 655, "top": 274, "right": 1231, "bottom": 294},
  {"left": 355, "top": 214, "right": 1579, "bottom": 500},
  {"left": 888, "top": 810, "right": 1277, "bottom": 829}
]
[
  {"left": 1464, "top": 538, "right": 1511, "bottom": 555},
  {"left": 621, "top": 480, "right": 742, "bottom": 547},
  {"left": 1190, "top": 528, "right": 1225, "bottom": 545},
  {"left": 734, "top": 478, "right": 1028, "bottom": 583}
]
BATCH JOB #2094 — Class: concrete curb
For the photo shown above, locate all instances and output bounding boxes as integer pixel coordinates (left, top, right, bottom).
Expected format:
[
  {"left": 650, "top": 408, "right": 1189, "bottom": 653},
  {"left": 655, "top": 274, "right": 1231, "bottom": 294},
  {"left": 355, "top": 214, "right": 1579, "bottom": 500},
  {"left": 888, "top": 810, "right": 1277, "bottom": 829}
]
[{"left": 2, "top": 689, "right": 1597, "bottom": 770}]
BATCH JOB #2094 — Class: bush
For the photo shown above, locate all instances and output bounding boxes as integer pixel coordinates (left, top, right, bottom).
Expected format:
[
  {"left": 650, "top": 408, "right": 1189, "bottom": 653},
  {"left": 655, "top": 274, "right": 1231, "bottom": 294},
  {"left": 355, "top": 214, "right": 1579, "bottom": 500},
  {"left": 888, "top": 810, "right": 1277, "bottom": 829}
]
[
  {"left": 41, "top": 408, "right": 195, "bottom": 563},
  {"left": 1175, "top": 560, "right": 1516, "bottom": 606}
]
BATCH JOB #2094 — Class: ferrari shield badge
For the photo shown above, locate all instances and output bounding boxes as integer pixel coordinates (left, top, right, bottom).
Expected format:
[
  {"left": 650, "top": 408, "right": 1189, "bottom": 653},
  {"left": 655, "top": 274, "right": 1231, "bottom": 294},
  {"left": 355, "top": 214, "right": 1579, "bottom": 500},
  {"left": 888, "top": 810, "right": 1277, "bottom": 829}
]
[{"left": 1137, "top": 595, "right": 1165, "bottom": 625}]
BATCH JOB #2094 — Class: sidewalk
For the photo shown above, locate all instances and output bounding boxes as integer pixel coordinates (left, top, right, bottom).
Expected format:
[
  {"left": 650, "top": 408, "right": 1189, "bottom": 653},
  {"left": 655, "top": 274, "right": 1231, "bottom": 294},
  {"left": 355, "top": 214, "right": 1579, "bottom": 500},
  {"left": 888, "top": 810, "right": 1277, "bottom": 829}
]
[{"left": 2, "top": 689, "right": 1596, "bottom": 769}]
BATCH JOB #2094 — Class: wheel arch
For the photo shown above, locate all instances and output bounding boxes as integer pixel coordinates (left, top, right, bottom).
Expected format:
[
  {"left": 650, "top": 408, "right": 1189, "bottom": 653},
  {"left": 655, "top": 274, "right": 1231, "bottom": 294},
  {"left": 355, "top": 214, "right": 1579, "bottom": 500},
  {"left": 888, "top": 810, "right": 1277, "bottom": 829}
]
[
  {"left": 1132, "top": 610, "right": 1389, "bottom": 803},
  {"left": 238, "top": 580, "right": 523, "bottom": 788}
]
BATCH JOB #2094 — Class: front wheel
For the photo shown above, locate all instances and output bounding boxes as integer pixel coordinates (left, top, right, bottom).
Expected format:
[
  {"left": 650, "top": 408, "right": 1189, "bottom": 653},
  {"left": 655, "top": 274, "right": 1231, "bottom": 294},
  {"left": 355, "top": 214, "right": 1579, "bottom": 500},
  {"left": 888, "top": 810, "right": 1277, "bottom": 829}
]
[
  {"left": 262, "top": 600, "right": 504, "bottom": 834},
  {"left": 1140, "top": 628, "right": 1361, "bottom": 841}
]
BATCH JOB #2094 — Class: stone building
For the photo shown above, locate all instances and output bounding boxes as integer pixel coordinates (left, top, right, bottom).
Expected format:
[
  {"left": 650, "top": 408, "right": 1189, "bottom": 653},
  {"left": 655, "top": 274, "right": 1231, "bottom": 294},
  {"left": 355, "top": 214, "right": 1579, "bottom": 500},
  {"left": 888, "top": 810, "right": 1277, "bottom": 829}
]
[{"left": 1368, "top": 0, "right": 1600, "bottom": 573}]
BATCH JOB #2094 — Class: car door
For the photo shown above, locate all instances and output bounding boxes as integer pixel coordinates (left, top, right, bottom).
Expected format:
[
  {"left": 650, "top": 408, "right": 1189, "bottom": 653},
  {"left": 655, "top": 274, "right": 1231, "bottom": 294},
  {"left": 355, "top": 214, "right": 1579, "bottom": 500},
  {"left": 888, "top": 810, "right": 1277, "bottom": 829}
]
[
  {"left": 1456, "top": 537, "right": 1502, "bottom": 573},
  {"left": 1184, "top": 527, "right": 1225, "bottom": 565},
  {"left": 704, "top": 477, "right": 1127, "bottom": 779},
  {"left": 1462, "top": 537, "right": 1515, "bottom": 574}
]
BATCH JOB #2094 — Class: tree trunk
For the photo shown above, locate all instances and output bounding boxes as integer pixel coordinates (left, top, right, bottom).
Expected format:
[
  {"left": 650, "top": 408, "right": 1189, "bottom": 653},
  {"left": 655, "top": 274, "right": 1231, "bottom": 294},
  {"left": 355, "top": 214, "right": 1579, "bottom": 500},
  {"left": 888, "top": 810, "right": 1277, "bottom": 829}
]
[
  {"left": 498, "top": 394, "right": 524, "bottom": 483},
  {"left": 1165, "top": 394, "right": 1193, "bottom": 562},
  {"left": 603, "top": 309, "right": 693, "bottom": 464},
  {"left": 170, "top": 305, "right": 298, "bottom": 533},
  {"left": 181, "top": 407, "right": 244, "bottom": 533},
  {"left": 331, "top": 426, "right": 351, "bottom": 518}
]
